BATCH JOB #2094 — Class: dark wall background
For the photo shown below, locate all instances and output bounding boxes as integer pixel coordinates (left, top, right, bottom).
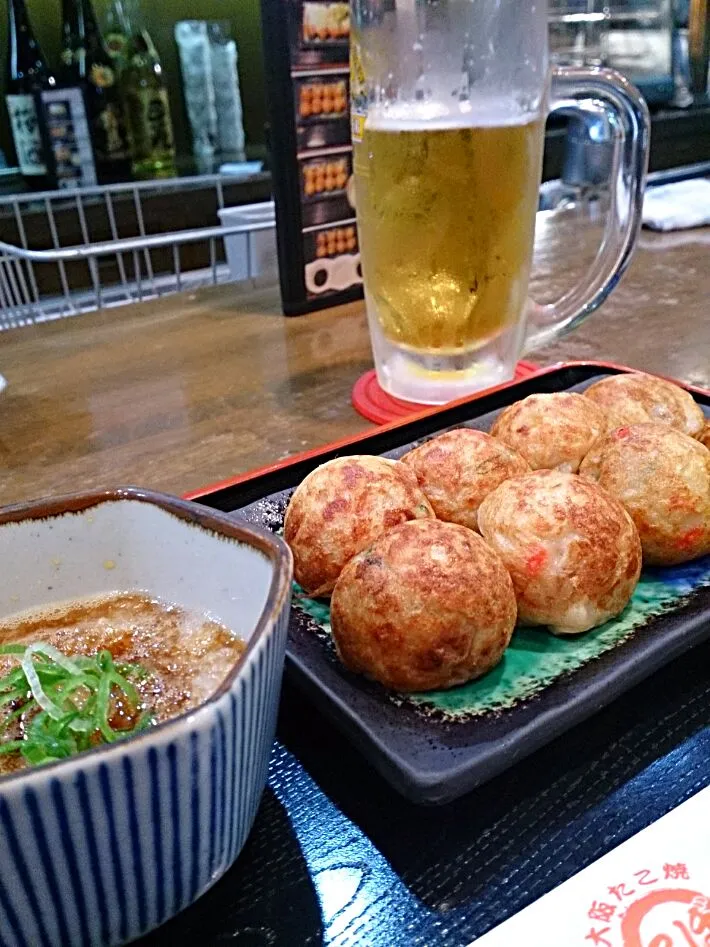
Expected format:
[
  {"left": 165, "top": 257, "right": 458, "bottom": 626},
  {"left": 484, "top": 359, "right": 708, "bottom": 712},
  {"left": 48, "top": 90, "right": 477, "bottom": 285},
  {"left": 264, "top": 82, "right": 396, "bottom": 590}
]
[{"left": 0, "top": 0, "right": 267, "bottom": 167}]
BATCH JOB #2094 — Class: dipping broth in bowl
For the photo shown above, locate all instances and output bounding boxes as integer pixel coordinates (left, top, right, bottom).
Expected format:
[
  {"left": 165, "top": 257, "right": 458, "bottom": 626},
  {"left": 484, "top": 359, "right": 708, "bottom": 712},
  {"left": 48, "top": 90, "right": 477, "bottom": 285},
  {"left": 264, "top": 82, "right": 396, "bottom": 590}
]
[
  {"left": 0, "top": 488, "right": 293, "bottom": 947},
  {"left": 0, "top": 592, "right": 246, "bottom": 774}
]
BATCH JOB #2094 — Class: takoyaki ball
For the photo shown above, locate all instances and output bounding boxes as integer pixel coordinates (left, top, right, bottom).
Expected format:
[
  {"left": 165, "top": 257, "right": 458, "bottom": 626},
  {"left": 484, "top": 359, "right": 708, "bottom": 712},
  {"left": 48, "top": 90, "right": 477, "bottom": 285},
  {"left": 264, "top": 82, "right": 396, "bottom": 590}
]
[
  {"left": 579, "top": 424, "right": 710, "bottom": 566},
  {"left": 583, "top": 372, "right": 704, "bottom": 438},
  {"left": 330, "top": 519, "right": 516, "bottom": 691},
  {"left": 698, "top": 421, "right": 710, "bottom": 450},
  {"left": 284, "top": 455, "right": 435, "bottom": 597},
  {"left": 490, "top": 392, "right": 612, "bottom": 472},
  {"left": 478, "top": 470, "right": 641, "bottom": 635},
  {"left": 401, "top": 428, "right": 530, "bottom": 531}
]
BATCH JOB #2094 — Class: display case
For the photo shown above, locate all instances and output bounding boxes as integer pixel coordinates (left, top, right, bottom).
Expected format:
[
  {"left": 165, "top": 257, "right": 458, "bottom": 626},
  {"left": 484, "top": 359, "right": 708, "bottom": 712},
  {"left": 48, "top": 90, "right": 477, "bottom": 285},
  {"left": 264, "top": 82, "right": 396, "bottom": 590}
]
[{"left": 549, "top": 0, "right": 675, "bottom": 104}]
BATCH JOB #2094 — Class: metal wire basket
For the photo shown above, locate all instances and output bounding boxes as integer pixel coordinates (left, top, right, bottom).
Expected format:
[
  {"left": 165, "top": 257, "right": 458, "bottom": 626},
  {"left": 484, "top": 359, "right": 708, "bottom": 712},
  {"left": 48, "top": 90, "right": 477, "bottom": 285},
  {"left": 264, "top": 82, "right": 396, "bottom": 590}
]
[{"left": 0, "top": 174, "right": 274, "bottom": 331}]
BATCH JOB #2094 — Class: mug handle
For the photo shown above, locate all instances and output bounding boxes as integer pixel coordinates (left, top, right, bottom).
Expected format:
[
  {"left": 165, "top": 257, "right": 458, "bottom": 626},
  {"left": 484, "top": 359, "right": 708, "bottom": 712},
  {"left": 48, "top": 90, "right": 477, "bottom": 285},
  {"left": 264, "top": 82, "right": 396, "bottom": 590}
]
[{"left": 524, "top": 65, "right": 651, "bottom": 353}]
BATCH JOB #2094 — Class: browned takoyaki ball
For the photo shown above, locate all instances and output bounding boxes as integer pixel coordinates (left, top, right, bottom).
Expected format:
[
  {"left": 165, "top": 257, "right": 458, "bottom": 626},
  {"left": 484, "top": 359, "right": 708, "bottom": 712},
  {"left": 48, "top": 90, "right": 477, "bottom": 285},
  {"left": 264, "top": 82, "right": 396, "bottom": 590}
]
[
  {"left": 579, "top": 424, "right": 710, "bottom": 566},
  {"left": 583, "top": 372, "right": 704, "bottom": 438},
  {"left": 698, "top": 421, "right": 710, "bottom": 450},
  {"left": 330, "top": 519, "right": 516, "bottom": 692},
  {"left": 478, "top": 470, "right": 641, "bottom": 635},
  {"left": 490, "top": 392, "right": 612, "bottom": 472},
  {"left": 401, "top": 428, "right": 530, "bottom": 531},
  {"left": 284, "top": 455, "right": 435, "bottom": 597}
]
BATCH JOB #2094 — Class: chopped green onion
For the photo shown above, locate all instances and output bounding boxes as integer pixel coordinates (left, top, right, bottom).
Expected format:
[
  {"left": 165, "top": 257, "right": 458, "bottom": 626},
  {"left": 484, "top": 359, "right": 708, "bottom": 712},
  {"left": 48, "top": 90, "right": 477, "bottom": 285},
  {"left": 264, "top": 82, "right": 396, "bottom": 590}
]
[
  {"left": 24, "top": 643, "right": 82, "bottom": 676},
  {"left": 0, "top": 740, "right": 25, "bottom": 754},
  {"left": 0, "top": 704, "right": 28, "bottom": 731},
  {"left": 0, "top": 642, "right": 155, "bottom": 768},
  {"left": 95, "top": 671, "right": 115, "bottom": 743},
  {"left": 0, "top": 689, "right": 28, "bottom": 709},
  {"left": 21, "top": 649, "right": 66, "bottom": 721},
  {"left": 109, "top": 672, "right": 140, "bottom": 708},
  {"left": 0, "top": 668, "right": 28, "bottom": 693}
]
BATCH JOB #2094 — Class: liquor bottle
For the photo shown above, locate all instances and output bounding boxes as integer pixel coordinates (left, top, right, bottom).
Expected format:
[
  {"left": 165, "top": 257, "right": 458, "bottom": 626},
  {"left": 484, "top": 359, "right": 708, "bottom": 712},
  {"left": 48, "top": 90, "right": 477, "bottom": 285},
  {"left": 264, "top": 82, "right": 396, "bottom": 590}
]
[
  {"left": 60, "top": 0, "right": 80, "bottom": 80},
  {"left": 103, "top": 0, "right": 132, "bottom": 67},
  {"left": 61, "top": 0, "right": 132, "bottom": 183},
  {"left": 5, "top": 0, "right": 55, "bottom": 189},
  {"left": 121, "top": 12, "right": 176, "bottom": 179}
]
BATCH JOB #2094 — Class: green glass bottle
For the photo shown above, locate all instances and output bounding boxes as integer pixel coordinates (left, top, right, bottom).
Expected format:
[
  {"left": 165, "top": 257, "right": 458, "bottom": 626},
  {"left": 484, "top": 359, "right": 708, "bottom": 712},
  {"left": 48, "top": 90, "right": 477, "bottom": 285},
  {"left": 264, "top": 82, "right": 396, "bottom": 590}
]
[
  {"left": 103, "top": 0, "right": 131, "bottom": 68},
  {"left": 121, "top": 14, "right": 176, "bottom": 180},
  {"left": 60, "top": 0, "right": 132, "bottom": 183}
]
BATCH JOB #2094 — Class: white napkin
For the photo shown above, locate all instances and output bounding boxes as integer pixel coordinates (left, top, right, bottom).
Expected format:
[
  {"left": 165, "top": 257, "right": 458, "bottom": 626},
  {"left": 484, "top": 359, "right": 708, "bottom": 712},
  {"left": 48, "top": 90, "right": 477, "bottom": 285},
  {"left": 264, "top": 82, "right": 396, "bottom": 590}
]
[
  {"left": 218, "top": 161, "right": 263, "bottom": 178},
  {"left": 643, "top": 178, "right": 710, "bottom": 231},
  {"left": 472, "top": 783, "right": 710, "bottom": 946}
]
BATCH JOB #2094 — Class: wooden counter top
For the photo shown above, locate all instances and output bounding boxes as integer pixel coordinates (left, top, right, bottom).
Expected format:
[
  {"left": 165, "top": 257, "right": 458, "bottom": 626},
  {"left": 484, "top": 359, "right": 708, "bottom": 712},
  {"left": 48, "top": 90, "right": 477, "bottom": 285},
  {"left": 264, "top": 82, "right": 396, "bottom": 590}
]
[{"left": 1, "top": 205, "right": 708, "bottom": 506}]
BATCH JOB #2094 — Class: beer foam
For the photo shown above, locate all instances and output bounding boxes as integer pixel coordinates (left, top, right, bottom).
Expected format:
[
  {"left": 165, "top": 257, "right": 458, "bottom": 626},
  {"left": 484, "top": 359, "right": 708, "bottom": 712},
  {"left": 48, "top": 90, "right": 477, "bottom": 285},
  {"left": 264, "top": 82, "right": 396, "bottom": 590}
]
[{"left": 365, "top": 98, "right": 541, "bottom": 131}]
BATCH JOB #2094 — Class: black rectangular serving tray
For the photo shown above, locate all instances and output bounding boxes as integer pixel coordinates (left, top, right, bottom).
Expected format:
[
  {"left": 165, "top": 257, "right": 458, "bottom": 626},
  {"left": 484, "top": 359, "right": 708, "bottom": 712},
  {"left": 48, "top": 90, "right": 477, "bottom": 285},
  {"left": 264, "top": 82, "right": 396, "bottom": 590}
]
[{"left": 191, "top": 362, "right": 710, "bottom": 804}]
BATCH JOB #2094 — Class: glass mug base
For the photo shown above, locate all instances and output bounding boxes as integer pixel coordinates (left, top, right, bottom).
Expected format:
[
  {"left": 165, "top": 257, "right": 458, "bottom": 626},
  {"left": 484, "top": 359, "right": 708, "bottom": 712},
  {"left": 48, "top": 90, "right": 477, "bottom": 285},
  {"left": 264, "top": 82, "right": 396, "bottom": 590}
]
[{"left": 367, "top": 313, "right": 518, "bottom": 405}]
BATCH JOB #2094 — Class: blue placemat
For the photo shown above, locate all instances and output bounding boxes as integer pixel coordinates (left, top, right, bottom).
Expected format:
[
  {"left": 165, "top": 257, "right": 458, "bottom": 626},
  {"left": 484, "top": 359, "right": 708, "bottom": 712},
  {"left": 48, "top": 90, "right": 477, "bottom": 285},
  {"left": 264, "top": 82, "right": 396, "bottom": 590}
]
[{"left": 143, "top": 638, "right": 710, "bottom": 946}]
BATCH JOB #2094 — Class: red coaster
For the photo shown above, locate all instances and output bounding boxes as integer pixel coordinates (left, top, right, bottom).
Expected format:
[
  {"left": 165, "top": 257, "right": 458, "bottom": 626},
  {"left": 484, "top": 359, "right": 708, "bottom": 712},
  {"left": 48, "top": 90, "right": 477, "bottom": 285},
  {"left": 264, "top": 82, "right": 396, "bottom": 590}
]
[{"left": 352, "top": 361, "right": 540, "bottom": 425}]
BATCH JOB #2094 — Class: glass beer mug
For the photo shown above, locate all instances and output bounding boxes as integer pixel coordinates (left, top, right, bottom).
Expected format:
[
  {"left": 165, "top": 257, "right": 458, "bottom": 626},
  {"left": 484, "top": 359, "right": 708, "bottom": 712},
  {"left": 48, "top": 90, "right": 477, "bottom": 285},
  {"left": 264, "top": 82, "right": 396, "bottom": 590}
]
[{"left": 351, "top": 0, "right": 650, "bottom": 404}]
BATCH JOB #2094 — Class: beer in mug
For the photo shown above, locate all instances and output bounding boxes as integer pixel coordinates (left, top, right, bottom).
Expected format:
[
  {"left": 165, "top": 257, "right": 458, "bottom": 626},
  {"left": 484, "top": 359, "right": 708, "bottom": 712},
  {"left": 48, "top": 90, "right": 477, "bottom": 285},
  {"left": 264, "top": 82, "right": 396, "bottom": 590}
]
[
  {"left": 354, "top": 108, "right": 545, "bottom": 354},
  {"left": 351, "top": 1, "right": 649, "bottom": 404}
]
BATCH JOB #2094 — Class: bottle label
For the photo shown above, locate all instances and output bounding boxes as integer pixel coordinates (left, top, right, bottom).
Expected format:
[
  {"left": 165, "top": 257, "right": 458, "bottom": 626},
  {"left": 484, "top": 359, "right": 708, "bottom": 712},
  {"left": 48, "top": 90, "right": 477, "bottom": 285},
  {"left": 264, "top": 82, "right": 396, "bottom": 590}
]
[
  {"left": 92, "top": 101, "right": 130, "bottom": 162},
  {"left": 105, "top": 32, "right": 128, "bottom": 62},
  {"left": 127, "top": 89, "right": 175, "bottom": 157},
  {"left": 89, "top": 63, "right": 116, "bottom": 89},
  {"left": 40, "top": 87, "right": 98, "bottom": 188},
  {"left": 6, "top": 94, "right": 47, "bottom": 175}
]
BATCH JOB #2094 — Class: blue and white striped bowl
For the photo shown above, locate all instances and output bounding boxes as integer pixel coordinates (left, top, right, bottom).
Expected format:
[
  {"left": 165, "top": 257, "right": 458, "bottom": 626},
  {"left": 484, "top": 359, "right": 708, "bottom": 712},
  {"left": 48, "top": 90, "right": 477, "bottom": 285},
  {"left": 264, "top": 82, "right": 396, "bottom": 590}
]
[{"left": 0, "top": 488, "right": 293, "bottom": 947}]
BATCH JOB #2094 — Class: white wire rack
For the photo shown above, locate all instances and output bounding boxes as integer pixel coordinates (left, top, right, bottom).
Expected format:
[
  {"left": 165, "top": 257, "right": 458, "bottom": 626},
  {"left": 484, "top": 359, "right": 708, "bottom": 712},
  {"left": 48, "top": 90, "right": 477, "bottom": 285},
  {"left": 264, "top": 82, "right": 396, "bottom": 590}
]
[{"left": 0, "top": 174, "right": 273, "bottom": 331}]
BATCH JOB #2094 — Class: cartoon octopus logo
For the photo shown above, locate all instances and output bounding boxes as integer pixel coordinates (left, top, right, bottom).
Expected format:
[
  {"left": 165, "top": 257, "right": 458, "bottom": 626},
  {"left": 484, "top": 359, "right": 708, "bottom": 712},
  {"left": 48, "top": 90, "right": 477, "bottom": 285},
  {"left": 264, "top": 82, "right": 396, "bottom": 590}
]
[
  {"left": 622, "top": 890, "right": 710, "bottom": 946},
  {"left": 583, "top": 864, "right": 710, "bottom": 946}
]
